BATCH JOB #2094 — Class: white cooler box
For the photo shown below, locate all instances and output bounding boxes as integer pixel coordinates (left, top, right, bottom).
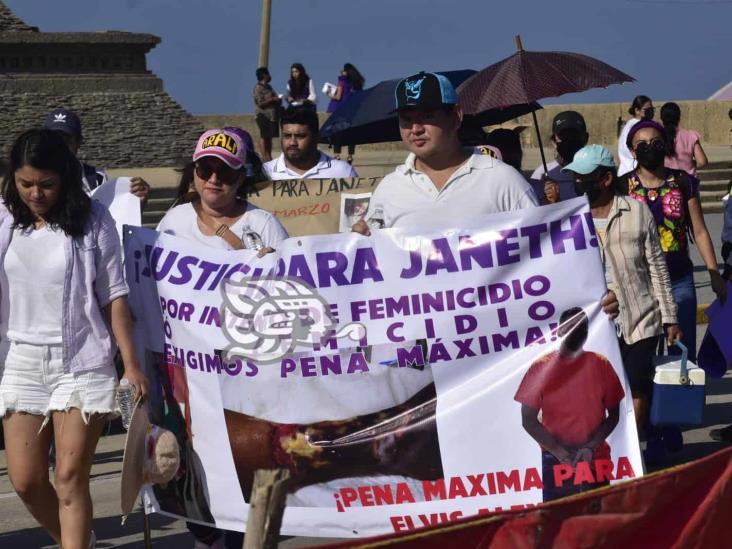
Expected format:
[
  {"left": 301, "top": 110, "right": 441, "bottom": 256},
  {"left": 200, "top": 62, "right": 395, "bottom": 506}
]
[{"left": 650, "top": 342, "right": 705, "bottom": 426}]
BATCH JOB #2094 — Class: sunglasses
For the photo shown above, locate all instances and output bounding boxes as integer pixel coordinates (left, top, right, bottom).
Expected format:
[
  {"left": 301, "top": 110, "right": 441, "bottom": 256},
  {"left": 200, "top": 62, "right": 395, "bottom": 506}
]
[
  {"left": 194, "top": 161, "right": 239, "bottom": 184},
  {"left": 633, "top": 139, "right": 665, "bottom": 153}
]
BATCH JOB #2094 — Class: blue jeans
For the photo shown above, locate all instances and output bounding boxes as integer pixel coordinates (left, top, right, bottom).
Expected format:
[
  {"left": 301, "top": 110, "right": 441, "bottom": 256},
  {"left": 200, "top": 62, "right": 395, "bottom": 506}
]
[{"left": 669, "top": 272, "right": 697, "bottom": 362}]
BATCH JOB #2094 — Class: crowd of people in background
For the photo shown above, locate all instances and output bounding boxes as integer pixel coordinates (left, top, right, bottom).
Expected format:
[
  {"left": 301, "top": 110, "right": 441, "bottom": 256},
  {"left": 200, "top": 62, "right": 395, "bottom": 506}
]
[
  {"left": 253, "top": 62, "right": 365, "bottom": 164},
  {"left": 0, "top": 68, "right": 730, "bottom": 548}
]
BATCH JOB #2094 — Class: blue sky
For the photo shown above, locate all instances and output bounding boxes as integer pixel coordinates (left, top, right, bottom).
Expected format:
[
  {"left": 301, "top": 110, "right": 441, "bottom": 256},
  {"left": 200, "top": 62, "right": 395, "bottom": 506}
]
[{"left": 7, "top": 0, "right": 732, "bottom": 114}]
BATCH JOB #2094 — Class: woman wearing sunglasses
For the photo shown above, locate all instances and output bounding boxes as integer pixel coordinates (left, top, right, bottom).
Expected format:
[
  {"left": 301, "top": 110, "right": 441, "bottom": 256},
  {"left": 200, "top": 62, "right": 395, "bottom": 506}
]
[
  {"left": 626, "top": 120, "right": 727, "bottom": 354},
  {"left": 621, "top": 120, "right": 726, "bottom": 461},
  {"left": 157, "top": 128, "right": 287, "bottom": 255},
  {"left": 623, "top": 120, "right": 726, "bottom": 360},
  {"left": 156, "top": 128, "right": 287, "bottom": 549}
]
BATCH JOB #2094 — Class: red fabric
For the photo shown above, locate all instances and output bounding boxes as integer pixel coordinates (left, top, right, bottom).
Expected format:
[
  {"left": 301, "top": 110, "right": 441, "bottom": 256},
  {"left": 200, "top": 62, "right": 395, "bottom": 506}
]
[
  {"left": 319, "top": 446, "right": 732, "bottom": 549},
  {"left": 514, "top": 351, "right": 625, "bottom": 456}
]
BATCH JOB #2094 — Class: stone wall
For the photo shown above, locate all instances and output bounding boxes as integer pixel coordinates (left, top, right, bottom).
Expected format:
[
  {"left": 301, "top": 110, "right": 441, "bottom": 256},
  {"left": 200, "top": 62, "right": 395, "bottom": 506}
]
[
  {"left": 0, "top": 3, "right": 203, "bottom": 168},
  {"left": 0, "top": 2, "right": 34, "bottom": 32},
  {"left": 0, "top": 91, "right": 203, "bottom": 167}
]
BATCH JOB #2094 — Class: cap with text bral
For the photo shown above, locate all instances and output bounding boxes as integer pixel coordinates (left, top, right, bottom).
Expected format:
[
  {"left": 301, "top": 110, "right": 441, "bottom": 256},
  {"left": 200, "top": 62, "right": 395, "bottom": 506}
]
[{"left": 193, "top": 128, "right": 245, "bottom": 169}]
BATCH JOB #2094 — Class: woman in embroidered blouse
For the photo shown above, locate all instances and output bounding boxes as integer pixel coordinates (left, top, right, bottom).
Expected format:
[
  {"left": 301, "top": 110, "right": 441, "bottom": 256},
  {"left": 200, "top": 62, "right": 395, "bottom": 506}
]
[
  {"left": 622, "top": 120, "right": 726, "bottom": 363},
  {"left": 0, "top": 129, "right": 147, "bottom": 548}
]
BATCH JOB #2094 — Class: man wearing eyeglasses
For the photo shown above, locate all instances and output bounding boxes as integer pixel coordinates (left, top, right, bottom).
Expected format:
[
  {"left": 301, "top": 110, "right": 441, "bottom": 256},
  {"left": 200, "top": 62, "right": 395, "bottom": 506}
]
[{"left": 263, "top": 107, "right": 357, "bottom": 180}]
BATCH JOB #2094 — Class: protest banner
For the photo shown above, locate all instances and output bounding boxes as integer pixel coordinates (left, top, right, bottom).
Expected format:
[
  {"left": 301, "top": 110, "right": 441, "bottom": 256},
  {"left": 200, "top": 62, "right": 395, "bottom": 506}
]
[
  {"left": 324, "top": 446, "right": 732, "bottom": 548},
  {"left": 247, "top": 177, "right": 381, "bottom": 236},
  {"left": 124, "top": 197, "right": 643, "bottom": 538}
]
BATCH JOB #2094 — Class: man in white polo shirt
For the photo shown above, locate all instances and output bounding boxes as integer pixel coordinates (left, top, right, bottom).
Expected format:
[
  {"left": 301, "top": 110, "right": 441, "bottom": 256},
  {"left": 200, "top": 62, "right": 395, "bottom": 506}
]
[
  {"left": 263, "top": 107, "right": 358, "bottom": 180},
  {"left": 354, "top": 71, "right": 537, "bottom": 230},
  {"left": 353, "top": 70, "right": 619, "bottom": 317}
]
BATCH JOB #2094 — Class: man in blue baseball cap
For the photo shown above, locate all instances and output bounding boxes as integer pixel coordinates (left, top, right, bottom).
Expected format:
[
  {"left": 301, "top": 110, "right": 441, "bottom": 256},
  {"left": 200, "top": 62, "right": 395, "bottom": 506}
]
[
  {"left": 353, "top": 71, "right": 537, "bottom": 232},
  {"left": 43, "top": 108, "right": 150, "bottom": 204},
  {"left": 352, "top": 72, "right": 620, "bottom": 319}
]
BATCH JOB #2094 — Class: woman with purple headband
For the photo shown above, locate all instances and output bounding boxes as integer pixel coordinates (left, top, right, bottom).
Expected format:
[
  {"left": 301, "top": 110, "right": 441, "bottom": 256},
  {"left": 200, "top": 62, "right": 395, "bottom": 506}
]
[{"left": 620, "top": 119, "right": 726, "bottom": 460}]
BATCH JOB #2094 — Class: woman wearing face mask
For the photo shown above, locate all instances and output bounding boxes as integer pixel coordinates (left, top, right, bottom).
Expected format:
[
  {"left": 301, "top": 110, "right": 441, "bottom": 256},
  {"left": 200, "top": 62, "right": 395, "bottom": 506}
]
[
  {"left": 622, "top": 120, "right": 727, "bottom": 363},
  {"left": 563, "top": 145, "right": 679, "bottom": 456},
  {"left": 618, "top": 95, "right": 654, "bottom": 177}
]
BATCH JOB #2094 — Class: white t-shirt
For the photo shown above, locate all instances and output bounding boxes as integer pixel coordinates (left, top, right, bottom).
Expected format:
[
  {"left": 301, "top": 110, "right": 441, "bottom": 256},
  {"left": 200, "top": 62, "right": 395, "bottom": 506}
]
[
  {"left": 156, "top": 202, "right": 289, "bottom": 250},
  {"left": 618, "top": 118, "right": 640, "bottom": 177},
  {"left": 263, "top": 151, "right": 358, "bottom": 180},
  {"left": 366, "top": 152, "right": 537, "bottom": 229},
  {"left": 1, "top": 226, "right": 67, "bottom": 344}
]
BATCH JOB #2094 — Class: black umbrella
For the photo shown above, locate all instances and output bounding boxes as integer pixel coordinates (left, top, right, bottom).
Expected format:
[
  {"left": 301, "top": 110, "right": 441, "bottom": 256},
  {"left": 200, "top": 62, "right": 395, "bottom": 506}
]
[
  {"left": 458, "top": 36, "right": 635, "bottom": 173},
  {"left": 320, "top": 69, "right": 540, "bottom": 146}
]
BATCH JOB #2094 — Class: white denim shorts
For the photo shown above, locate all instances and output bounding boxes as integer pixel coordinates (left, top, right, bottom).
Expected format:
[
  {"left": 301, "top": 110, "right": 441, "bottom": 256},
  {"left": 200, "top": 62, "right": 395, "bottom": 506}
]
[{"left": 0, "top": 340, "right": 119, "bottom": 425}]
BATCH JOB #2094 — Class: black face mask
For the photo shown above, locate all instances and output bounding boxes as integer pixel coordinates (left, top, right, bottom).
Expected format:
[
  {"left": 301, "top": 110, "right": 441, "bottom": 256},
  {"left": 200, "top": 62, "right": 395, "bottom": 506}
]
[
  {"left": 635, "top": 141, "right": 666, "bottom": 170},
  {"left": 574, "top": 178, "right": 604, "bottom": 204},
  {"left": 557, "top": 139, "right": 584, "bottom": 165}
]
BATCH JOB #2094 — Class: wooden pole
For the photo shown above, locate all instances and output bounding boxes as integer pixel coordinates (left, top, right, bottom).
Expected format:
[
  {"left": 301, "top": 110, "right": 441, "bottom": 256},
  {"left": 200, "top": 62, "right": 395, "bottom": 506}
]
[
  {"left": 515, "top": 34, "right": 524, "bottom": 52},
  {"left": 142, "top": 498, "right": 153, "bottom": 549},
  {"left": 532, "top": 109, "right": 549, "bottom": 175},
  {"left": 258, "top": 0, "right": 272, "bottom": 68},
  {"left": 243, "top": 469, "right": 292, "bottom": 549}
]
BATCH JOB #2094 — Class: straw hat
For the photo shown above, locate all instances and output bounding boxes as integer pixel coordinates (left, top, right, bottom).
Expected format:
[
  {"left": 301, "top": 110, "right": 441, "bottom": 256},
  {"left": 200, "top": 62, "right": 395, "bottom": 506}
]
[{"left": 120, "top": 402, "right": 180, "bottom": 517}]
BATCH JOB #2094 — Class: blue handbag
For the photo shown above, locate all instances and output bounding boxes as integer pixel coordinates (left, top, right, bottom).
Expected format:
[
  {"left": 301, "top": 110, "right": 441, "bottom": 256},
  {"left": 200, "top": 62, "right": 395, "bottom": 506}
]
[{"left": 650, "top": 342, "right": 705, "bottom": 426}]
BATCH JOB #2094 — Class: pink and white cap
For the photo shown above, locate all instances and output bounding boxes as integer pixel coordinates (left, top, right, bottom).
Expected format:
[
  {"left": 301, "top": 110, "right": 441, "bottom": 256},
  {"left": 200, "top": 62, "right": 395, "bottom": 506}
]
[{"left": 193, "top": 128, "right": 245, "bottom": 170}]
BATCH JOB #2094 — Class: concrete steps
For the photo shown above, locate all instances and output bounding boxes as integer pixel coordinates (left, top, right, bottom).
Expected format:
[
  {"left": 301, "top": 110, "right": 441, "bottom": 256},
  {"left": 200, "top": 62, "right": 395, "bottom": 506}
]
[
  {"left": 698, "top": 161, "right": 730, "bottom": 215},
  {"left": 143, "top": 186, "right": 177, "bottom": 228},
  {"left": 698, "top": 167, "right": 732, "bottom": 182}
]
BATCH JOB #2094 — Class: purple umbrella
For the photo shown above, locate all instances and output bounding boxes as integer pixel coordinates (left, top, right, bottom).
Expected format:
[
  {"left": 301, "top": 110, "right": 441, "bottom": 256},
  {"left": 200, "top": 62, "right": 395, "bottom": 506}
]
[{"left": 458, "top": 36, "right": 635, "bottom": 173}]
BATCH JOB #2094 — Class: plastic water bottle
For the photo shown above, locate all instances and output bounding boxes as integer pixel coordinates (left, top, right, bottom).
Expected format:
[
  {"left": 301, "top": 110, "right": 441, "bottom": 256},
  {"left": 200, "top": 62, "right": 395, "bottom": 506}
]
[
  {"left": 116, "top": 379, "right": 136, "bottom": 431},
  {"left": 243, "top": 230, "right": 264, "bottom": 251}
]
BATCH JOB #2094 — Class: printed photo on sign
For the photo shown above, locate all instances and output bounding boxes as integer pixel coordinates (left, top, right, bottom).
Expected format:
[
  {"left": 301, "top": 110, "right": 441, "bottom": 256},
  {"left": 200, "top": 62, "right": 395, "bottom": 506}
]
[{"left": 339, "top": 192, "right": 372, "bottom": 233}]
